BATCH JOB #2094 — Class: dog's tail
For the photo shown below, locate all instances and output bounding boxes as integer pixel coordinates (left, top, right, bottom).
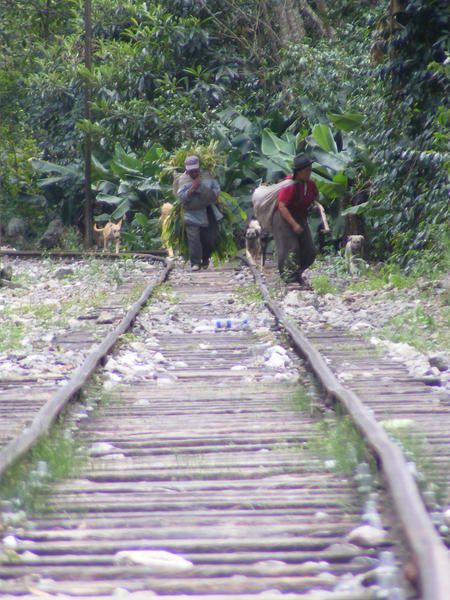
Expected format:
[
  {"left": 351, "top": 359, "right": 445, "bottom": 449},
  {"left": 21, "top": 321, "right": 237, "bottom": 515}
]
[{"left": 93, "top": 223, "right": 104, "bottom": 232}]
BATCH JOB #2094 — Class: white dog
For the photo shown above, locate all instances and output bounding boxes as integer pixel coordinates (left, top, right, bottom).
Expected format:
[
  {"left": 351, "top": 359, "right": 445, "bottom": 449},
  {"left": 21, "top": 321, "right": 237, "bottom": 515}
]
[
  {"left": 345, "top": 234, "right": 367, "bottom": 275},
  {"left": 245, "top": 218, "right": 263, "bottom": 267}
]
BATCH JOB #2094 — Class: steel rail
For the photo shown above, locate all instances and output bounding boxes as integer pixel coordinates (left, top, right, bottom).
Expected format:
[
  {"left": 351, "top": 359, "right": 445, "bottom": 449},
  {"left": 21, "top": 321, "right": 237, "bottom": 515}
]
[
  {"left": 246, "top": 261, "right": 450, "bottom": 600},
  {"left": 0, "top": 258, "right": 173, "bottom": 477},
  {"left": 0, "top": 250, "right": 168, "bottom": 259}
]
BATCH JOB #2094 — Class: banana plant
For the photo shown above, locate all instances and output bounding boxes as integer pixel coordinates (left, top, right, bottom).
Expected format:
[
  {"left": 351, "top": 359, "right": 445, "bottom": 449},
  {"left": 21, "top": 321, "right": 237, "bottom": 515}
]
[
  {"left": 30, "top": 158, "right": 86, "bottom": 225},
  {"left": 92, "top": 142, "right": 168, "bottom": 221}
]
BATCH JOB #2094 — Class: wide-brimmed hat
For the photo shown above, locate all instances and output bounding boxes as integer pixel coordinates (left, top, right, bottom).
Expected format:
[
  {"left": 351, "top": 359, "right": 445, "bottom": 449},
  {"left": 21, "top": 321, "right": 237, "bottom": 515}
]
[
  {"left": 185, "top": 155, "right": 200, "bottom": 171},
  {"left": 293, "top": 154, "right": 313, "bottom": 171}
]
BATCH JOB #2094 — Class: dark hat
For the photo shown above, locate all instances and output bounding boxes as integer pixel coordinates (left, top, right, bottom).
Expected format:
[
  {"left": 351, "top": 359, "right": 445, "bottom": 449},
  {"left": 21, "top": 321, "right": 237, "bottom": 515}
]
[{"left": 293, "top": 154, "right": 313, "bottom": 171}]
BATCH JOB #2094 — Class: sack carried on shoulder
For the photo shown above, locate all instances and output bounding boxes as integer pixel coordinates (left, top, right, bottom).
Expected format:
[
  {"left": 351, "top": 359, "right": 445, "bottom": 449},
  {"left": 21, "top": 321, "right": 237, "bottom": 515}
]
[{"left": 252, "top": 179, "right": 295, "bottom": 232}]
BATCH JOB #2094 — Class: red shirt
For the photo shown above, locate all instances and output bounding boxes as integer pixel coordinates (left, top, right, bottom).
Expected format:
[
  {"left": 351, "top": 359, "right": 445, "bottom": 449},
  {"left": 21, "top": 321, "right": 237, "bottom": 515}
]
[{"left": 277, "top": 175, "right": 318, "bottom": 220}]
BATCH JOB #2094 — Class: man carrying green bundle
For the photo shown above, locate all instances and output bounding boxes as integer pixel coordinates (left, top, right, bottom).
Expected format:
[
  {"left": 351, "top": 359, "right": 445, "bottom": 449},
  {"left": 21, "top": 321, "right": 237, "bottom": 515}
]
[{"left": 177, "top": 155, "right": 221, "bottom": 271}]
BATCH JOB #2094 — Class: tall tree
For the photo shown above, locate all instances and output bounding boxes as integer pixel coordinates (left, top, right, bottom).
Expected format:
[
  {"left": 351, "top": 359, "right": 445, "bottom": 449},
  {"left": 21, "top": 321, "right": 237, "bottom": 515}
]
[{"left": 84, "top": 0, "right": 93, "bottom": 248}]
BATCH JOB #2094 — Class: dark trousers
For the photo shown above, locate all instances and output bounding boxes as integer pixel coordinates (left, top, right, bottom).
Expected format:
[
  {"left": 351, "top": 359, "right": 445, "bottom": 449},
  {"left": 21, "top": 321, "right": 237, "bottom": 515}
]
[
  {"left": 272, "top": 211, "right": 316, "bottom": 282},
  {"left": 185, "top": 208, "right": 218, "bottom": 267}
]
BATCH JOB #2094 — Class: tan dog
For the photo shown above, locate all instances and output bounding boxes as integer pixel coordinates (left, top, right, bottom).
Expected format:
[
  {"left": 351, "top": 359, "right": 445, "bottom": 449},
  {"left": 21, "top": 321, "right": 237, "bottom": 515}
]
[
  {"left": 93, "top": 219, "right": 123, "bottom": 254},
  {"left": 245, "top": 218, "right": 263, "bottom": 267},
  {"left": 160, "top": 202, "right": 174, "bottom": 257},
  {"left": 345, "top": 234, "right": 367, "bottom": 275}
]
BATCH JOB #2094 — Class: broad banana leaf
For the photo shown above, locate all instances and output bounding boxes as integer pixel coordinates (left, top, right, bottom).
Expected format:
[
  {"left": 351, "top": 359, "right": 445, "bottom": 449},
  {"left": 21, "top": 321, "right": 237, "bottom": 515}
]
[
  {"left": 257, "top": 156, "right": 291, "bottom": 181},
  {"left": 231, "top": 114, "right": 253, "bottom": 132},
  {"left": 327, "top": 112, "right": 364, "bottom": 132},
  {"left": 261, "top": 128, "right": 296, "bottom": 158},
  {"left": 313, "top": 173, "right": 347, "bottom": 200},
  {"left": 31, "top": 159, "right": 81, "bottom": 177},
  {"left": 91, "top": 155, "right": 110, "bottom": 179},
  {"left": 341, "top": 202, "right": 369, "bottom": 216},
  {"left": 312, "top": 124, "right": 338, "bottom": 153},
  {"left": 307, "top": 145, "right": 352, "bottom": 173}
]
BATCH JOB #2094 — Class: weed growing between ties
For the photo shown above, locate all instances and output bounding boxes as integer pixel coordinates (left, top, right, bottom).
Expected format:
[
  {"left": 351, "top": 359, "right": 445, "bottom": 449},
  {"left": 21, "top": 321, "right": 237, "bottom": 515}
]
[
  {"left": 310, "top": 274, "right": 337, "bottom": 296},
  {"left": 381, "top": 305, "right": 449, "bottom": 354},
  {"left": 81, "top": 377, "right": 127, "bottom": 417},
  {"left": 2, "top": 291, "right": 109, "bottom": 333},
  {"left": 0, "top": 421, "right": 86, "bottom": 515},
  {"left": 85, "top": 257, "right": 127, "bottom": 286},
  {"left": 289, "top": 377, "right": 325, "bottom": 417},
  {"left": 290, "top": 386, "right": 313, "bottom": 413},
  {"left": 0, "top": 321, "right": 25, "bottom": 352},
  {"left": 119, "top": 281, "right": 148, "bottom": 307},
  {"left": 268, "top": 278, "right": 286, "bottom": 302},
  {"left": 0, "top": 380, "right": 126, "bottom": 516},
  {"left": 235, "top": 283, "right": 264, "bottom": 304},
  {"left": 117, "top": 332, "right": 140, "bottom": 347},
  {"left": 309, "top": 406, "right": 376, "bottom": 476},
  {"left": 151, "top": 283, "right": 179, "bottom": 304},
  {"left": 381, "top": 419, "right": 448, "bottom": 506},
  {"left": 310, "top": 256, "right": 339, "bottom": 278}
]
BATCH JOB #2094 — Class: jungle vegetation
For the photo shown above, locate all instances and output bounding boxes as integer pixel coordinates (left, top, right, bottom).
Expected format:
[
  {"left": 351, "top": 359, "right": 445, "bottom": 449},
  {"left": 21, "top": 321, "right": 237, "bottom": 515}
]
[{"left": 0, "top": 0, "right": 448, "bottom": 272}]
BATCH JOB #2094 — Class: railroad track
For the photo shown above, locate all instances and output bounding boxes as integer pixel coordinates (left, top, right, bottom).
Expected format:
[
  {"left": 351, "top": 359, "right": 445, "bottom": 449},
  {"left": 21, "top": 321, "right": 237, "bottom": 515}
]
[{"left": 0, "top": 254, "right": 449, "bottom": 599}]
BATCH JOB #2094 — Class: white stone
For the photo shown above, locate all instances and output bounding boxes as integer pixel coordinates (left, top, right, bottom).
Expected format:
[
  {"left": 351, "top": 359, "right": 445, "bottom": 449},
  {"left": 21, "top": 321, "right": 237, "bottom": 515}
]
[
  {"left": 103, "top": 380, "right": 117, "bottom": 390},
  {"left": 89, "top": 442, "right": 117, "bottom": 456},
  {"left": 265, "top": 353, "right": 287, "bottom": 369},
  {"left": 134, "top": 399, "right": 150, "bottom": 406},
  {"left": 113, "top": 589, "right": 157, "bottom": 600},
  {"left": 283, "top": 291, "right": 301, "bottom": 306},
  {"left": 443, "top": 508, "right": 450, "bottom": 526},
  {"left": 103, "top": 453, "right": 126, "bottom": 460},
  {"left": 253, "top": 560, "right": 287, "bottom": 574},
  {"left": 114, "top": 550, "right": 193, "bottom": 573},
  {"left": 3, "top": 535, "right": 18, "bottom": 549},
  {"left": 350, "top": 321, "right": 374, "bottom": 332},
  {"left": 20, "top": 551, "right": 39, "bottom": 561},
  {"left": 156, "top": 377, "right": 174, "bottom": 386},
  {"left": 314, "top": 511, "right": 329, "bottom": 521},
  {"left": 346, "top": 525, "right": 387, "bottom": 547}
]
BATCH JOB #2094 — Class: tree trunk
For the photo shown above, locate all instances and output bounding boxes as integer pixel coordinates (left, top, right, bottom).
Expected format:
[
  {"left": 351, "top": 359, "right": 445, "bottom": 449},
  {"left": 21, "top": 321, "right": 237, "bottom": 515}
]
[
  {"left": 273, "top": 0, "right": 305, "bottom": 45},
  {"left": 298, "top": 0, "right": 333, "bottom": 38},
  {"left": 83, "top": 0, "right": 93, "bottom": 249}
]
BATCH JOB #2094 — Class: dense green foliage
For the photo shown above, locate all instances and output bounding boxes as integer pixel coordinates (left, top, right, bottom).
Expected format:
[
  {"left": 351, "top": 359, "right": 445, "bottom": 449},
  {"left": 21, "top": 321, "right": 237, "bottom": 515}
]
[{"left": 0, "top": 0, "right": 448, "bottom": 270}]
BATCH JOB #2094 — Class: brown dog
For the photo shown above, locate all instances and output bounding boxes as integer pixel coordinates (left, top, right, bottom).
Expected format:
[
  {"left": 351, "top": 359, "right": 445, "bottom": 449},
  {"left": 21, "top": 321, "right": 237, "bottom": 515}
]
[{"left": 93, "top": 219, "right": 123, "bottom": 254}]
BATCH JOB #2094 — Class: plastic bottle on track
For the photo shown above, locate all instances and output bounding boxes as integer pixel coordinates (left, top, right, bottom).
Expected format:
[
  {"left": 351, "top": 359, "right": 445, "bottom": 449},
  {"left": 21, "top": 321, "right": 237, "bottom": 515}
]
[{"left": 214, "top": 316, "right": 250, "bottom": 332}]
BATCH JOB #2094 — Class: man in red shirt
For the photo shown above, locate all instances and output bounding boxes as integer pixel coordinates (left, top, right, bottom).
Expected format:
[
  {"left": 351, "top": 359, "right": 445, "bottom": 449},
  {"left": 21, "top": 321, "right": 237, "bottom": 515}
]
[{"left": 272, "top": 154, "right": 319, "bottom": 285}]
